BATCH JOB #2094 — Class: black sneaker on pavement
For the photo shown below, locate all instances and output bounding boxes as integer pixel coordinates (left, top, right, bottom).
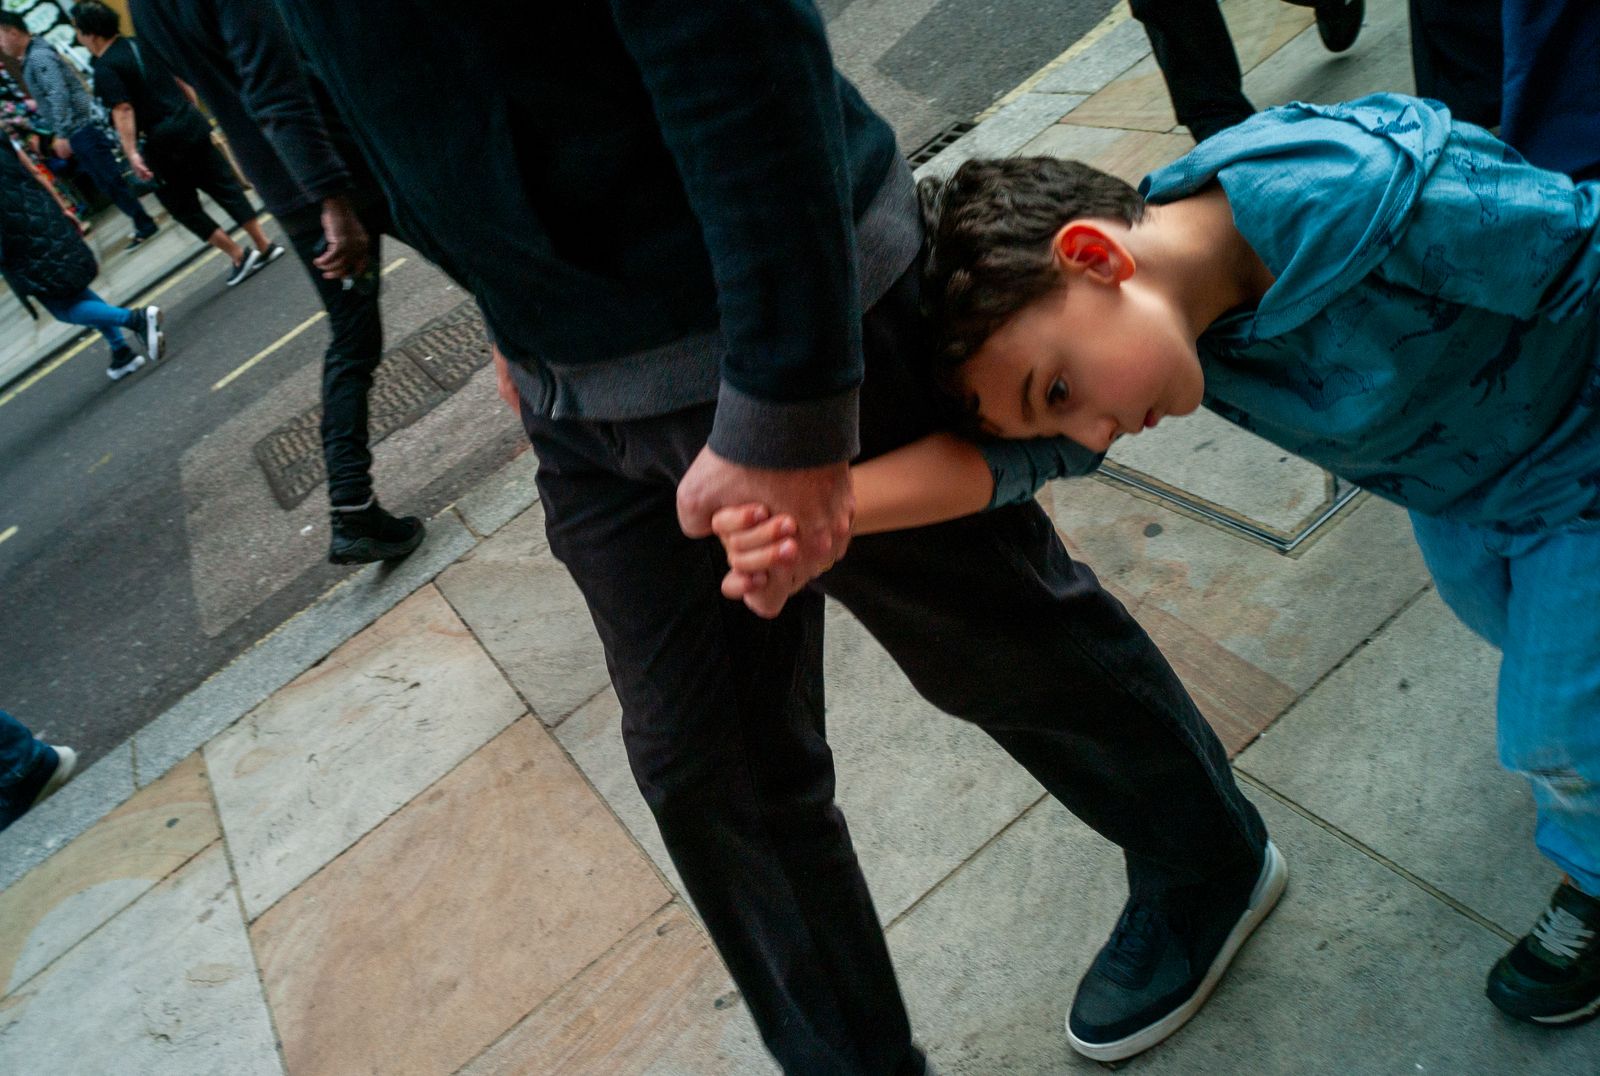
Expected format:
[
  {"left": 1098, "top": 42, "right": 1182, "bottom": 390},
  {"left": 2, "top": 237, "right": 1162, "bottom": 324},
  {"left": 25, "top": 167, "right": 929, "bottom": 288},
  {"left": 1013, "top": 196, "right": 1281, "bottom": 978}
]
[
  {"left": 1487, "top": 882, "right": 1600, "bottom": 1026},
  {"left": 130, "top": 305, "right": 164, "bottom": 363},
  {"left": 1312, "top": 0, "right": 1362, "bottom": 52},
  {"left": 126, "top": 229, "right": 155, "bottom": 251},
  {"left": 107, "top": 349, "right": 145, "bottom": 381},
  {"left": 260, "top": 242, "right": 287, "bottom": 266},
  {"left": 225, "top": 247, "right": 263, "bottom": 287},
  {"left": 329, "top": 502, "right": 426, "bottom": 565},
  {"left": 1067, "top": 841, "right": 1288, "bottom": 1061}
]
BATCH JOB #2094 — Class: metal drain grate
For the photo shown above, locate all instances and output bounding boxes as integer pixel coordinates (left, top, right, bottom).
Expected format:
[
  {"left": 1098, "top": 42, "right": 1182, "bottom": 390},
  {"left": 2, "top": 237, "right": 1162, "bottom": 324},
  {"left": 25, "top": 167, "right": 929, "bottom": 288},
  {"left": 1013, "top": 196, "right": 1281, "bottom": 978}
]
[
  {"left": 253, "top": 301, "right": 491, "bottom": 509},
  {"left": 907, "top": 120, "right": 976, "bottom": 166}
]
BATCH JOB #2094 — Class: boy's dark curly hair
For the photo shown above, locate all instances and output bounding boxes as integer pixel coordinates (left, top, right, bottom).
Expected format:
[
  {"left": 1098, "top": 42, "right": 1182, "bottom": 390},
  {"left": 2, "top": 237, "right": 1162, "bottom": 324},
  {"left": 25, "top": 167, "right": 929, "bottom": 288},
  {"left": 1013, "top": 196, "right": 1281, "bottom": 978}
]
[{"left": 918, "top": 157, "right": 1146, "bottom": 389}]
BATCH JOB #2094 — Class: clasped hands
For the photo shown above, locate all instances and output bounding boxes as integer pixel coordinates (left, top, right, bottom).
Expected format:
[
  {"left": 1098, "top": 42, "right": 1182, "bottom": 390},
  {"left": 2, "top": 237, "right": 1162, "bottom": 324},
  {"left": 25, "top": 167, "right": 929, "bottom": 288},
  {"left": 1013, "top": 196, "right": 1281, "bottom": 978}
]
[{"left": 677, "top": 446, "right": 852, "bottom": 619}]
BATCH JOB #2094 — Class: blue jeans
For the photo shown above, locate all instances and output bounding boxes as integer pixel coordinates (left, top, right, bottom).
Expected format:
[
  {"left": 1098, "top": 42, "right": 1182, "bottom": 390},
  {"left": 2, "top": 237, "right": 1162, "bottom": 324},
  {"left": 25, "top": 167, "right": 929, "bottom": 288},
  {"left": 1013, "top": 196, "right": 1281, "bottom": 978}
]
[
  {"left": 0, "top": 710, "right": 51, "bottom": 816},
  {"left": 67, "top": 126, "right": 158, "bottom": 235},
  {"left": 1410, "top": 511, "right": 1600, "bottom": 897},
  {"left": 38, "top": 288, "right": 137, "bottom": 358}
]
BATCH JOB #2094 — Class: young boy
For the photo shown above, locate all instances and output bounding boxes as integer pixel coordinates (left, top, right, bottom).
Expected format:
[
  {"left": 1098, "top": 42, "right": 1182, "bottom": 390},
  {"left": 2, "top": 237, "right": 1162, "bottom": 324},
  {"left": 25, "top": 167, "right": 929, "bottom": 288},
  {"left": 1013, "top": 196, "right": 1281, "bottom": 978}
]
[{"left": 716, "top": 93, "right": 1600, "bottom": 1028}]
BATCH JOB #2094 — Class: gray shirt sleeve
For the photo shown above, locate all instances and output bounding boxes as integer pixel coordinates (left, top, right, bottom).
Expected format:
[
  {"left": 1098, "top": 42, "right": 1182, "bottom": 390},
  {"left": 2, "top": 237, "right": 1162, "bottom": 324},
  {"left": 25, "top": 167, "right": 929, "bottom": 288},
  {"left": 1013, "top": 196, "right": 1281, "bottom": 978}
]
[
  {"left": 979, "top": 436, "right": 1104, "bottom": 508},
  {"left": 23, "top": 48, "right": 75, "bottom": 136}
]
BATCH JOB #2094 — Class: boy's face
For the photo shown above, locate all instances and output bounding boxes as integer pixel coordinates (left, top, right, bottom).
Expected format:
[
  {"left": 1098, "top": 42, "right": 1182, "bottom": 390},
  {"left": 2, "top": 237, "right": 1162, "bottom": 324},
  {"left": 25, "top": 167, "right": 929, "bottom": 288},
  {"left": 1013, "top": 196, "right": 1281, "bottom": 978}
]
[{"left": 956, "top": 227, "right": 1205, "bottom": 453}]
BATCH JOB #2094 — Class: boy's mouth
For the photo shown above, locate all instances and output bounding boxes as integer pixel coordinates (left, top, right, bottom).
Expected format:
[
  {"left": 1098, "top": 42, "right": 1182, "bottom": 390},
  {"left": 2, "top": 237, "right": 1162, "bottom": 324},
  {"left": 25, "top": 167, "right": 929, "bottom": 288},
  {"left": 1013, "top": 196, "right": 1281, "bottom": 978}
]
[{"left": 1143, "top": 409, "right": 1160, "bottom": 430}]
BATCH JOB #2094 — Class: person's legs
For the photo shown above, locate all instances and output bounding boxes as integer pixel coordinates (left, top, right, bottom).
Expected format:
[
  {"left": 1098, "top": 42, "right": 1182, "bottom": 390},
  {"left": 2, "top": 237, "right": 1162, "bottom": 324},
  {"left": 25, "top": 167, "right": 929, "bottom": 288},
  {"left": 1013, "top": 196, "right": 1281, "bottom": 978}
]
[
  {"left": 192, "top": 141, "right": 275, "bottom": 254},
  {"left": 1483, "top": 524, "right": 1600, "bottom": 1023},
  {"left": 37, "top": 288, "right": 161, "bottom": 378},
  {"left": 1128, "top": 0, "right": 1254, "bottom": 142},
  {"left": 526, "top": 405, "right": 921, "bottom": 1075},
  {"left": 66, "top": 126, "right": 157, "bottom": 236},
  {"left": 146, "top": 140, "right": 249, "bottom": 269},
  {"left": 0, "top": 710, "right": 75, "bottom": 831},
  {"left": 1501, "top": 0, "right": 1600, "bottom": 181}
]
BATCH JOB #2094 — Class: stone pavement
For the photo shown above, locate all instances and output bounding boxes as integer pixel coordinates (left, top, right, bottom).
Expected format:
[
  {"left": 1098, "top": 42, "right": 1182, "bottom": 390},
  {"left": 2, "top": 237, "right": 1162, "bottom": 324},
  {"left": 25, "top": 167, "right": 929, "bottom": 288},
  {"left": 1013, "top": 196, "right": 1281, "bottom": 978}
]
[{"left": 3, "top": 0, "right": 1599, "bottom": 1071}]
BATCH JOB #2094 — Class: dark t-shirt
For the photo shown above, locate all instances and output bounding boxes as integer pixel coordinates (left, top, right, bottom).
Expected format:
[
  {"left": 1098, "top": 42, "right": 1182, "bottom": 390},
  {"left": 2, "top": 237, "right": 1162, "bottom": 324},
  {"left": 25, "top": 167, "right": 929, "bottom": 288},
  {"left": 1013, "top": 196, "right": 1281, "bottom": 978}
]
[{"left": 90, "top": 36, "right": 209, "bottom": 147}]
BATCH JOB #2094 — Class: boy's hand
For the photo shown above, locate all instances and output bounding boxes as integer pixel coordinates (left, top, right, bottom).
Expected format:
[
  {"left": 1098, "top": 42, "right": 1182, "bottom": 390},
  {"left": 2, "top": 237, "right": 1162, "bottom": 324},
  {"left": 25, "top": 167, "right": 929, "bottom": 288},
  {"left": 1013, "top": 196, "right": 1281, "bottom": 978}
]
[{"left": 710, "top": 504, "right": 799, "bottom": 598}]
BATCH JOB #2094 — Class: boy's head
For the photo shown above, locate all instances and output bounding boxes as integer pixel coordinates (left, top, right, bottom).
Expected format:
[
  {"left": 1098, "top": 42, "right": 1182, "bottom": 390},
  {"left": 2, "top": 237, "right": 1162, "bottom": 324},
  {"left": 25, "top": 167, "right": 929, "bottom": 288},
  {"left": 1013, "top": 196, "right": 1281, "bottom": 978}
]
[
  {"left": 70, "top": 2, "right": 121, "bottom": 50},
  {"left": 0, "top": 13, "right": 29, "bottom": 59},
  {"left": 919, "top": 157, "right": 1206, "bottom": 452}
]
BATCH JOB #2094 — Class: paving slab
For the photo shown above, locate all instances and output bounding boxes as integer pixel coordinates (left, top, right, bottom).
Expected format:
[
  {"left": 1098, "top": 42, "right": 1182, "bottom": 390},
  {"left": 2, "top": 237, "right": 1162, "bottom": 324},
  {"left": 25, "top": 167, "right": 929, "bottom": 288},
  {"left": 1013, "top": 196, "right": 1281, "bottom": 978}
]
[
  {"left": 889, "top": 790, "right": 1600, "bottom": 1074},
  {"left": 1049, "top": 477, "right": 1430, "bottom": 697},
  {"left": 251, "top": 717, "right": 670, "bottom": 1076},
  {"left": 205, "top": 584, "right": 525, "bottom": 919},
  {"left": 0, "top": 845, "right": 281, "bottom": 1076},
  {"left": 0, "top": 753, "right": 218, "bottom": 993},
  {"left": 0, "top": 740, "right": 134, "bottom": 892},
  {"left": 555, "top": 602, "right": 1048, "bottom": 923},
  {"left": 919, "top": 93, "right": 1088, "bottom": 179},
  {"left": 454, "top": 445, "right": 540, "bottom": 538},
  {"left": 1240, "top": 589, "right": 1560, "bottom": 934},
  {"left": 1033, "top": 16, "right": 1151, "bottom": 96},
  {"left": 1244, "top": 0, "right": 1413, "bottom": 107},
  {"left": 436, "top": 502, "right": 610, "bottom": 727},
  {"left": 457, "top": 904, "right": 773, "bottom": 1076},
  {"left": 1016, "top": 122, "right": 1195, "bottom": 185}
]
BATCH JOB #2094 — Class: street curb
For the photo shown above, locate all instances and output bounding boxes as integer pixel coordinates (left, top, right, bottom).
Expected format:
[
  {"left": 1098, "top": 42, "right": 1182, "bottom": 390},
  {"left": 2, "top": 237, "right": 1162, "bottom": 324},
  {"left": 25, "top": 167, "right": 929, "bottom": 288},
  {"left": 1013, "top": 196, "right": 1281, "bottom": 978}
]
[{"left": 0, "top": 451, "right": 541, "bottom": 892}]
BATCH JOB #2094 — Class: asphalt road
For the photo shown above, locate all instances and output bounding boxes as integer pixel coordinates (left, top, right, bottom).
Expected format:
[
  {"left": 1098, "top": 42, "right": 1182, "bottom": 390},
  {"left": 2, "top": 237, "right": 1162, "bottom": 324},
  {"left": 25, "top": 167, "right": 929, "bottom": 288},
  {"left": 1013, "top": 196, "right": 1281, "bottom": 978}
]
[{"left": 0, "top": 0, "right": 1120, "bottom": 768}]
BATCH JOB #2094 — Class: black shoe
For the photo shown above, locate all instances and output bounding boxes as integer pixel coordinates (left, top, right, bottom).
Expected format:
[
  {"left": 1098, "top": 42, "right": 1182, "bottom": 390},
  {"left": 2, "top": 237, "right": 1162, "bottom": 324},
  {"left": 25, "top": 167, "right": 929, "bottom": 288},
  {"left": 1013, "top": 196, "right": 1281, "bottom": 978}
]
[
  {"left": 1187, "top": 111, "right": 1255, "bottom": 144},
  {"left": 107, "top": 349, "right": 146, "bottom": 381},
  {"left": 259, "top": 242, "right": 286, "bottom": 266},
  {"left": 1313, "top": 0, "right": 1362, "bottom": 53},
  {"left": 329, "top": 502, "right": 426, "bottom": 564},
  {"left": 1067, "top": 841, "right": 1287, "bottom": 1061},
  {"left": 128, "top": 305, "right": 165, "bottom": 363},
  {"left": 225, "top": 247, "right": 263, "bottom": 287},
  {"left": 1487, "top": 882, "right": 1600, "bottom": 1026},
  {"left": 126, "top": 228, "right": 156, "bottom": 251}
]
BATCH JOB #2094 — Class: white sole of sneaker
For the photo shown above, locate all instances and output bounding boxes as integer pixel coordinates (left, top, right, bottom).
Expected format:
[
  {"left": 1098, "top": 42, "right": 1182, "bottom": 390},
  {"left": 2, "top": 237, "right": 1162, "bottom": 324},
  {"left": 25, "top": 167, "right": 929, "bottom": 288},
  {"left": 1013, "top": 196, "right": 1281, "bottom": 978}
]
[
  {"left": 1530, "top": 991, "right": 1600, "bottom": 1025},
  {"left": 107, "top": 354, "right": 146, "bottom": 381},
  {"left": 1066, "top": 840, "right": 1289, "bottom": 1062},
  {"left": 30, "top": 746, "right": 77, "bottom": 806},
  {"left": 145, "top": 306, "right": 164, "bottom": 362},
  {"left": 227, "top": 247, "right": 264, "bottom": 286}
]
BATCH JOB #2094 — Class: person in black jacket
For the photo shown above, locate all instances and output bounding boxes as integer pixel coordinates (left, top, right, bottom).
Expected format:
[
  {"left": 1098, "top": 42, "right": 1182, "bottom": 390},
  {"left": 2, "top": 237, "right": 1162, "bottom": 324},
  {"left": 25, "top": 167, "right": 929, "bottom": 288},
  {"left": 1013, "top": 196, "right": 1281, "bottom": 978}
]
[
  {"left": 271, "top": 3, "right": 1277, "bottom": 1068},
  {"left": 1, "top": 144, "right": 162, "bottom": 380},
  {"left": 128, "top": 0, "right": 422, "bottom": 565}
]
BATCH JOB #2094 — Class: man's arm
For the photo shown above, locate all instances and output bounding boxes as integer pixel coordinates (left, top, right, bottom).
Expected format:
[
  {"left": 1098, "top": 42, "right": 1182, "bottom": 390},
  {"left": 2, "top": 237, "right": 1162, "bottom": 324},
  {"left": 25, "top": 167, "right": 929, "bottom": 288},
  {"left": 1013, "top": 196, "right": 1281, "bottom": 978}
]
[
  {"left": 110, "top": 103, "right": 151, "bottom": 180},
  {"left": 23, "top": 51, "right": 70, "bottom": 142}
]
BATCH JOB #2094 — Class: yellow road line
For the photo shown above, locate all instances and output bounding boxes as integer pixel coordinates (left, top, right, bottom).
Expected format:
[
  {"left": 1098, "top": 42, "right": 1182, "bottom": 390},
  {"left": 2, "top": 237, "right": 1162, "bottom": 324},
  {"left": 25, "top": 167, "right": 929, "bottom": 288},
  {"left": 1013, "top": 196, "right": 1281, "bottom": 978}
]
[
  {"left": 0, "top": 525, "right": 16, "bottom": 546},
  {"left": 210, "top": 256, "right": 409, "bottom": 392},
  {"left": 212, "top": 310, "right": 325, "bottom": 391}
]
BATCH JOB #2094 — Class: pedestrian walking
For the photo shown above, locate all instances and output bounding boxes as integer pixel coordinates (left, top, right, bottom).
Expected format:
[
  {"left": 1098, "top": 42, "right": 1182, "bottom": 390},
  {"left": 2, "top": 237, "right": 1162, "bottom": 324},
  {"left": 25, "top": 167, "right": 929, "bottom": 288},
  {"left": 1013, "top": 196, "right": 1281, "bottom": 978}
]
[
  {"left": 69, "top": 1, "right": 283, "bottom": 286},
  {"left": 2, "top": 140, "right": 163, "bottom": 380},
  {"left": 130, "top": 0, "right": 424, "bottom": 564},
  {"left": 0, "top": 11, "right": 160, "bottom": 247}
]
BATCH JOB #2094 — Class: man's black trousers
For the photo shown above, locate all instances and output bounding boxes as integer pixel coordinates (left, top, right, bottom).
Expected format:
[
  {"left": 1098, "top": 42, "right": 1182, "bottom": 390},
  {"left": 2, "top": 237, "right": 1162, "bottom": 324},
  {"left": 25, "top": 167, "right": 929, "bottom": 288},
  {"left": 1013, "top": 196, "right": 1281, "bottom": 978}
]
[
  {"left": 279, "top": 203, "right": 385, "bottom": 508},
  {"left": 520, "top": 266, "right": 1268, "bottom": 1075}
]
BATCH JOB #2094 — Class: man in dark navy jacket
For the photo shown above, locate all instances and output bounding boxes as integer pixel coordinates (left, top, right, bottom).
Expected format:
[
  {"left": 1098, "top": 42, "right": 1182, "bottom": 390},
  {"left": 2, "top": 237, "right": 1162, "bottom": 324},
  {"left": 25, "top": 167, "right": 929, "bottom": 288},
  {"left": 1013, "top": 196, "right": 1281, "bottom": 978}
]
[{"left": 269, "top": 3, "right": 1278, "bottom": 1070}]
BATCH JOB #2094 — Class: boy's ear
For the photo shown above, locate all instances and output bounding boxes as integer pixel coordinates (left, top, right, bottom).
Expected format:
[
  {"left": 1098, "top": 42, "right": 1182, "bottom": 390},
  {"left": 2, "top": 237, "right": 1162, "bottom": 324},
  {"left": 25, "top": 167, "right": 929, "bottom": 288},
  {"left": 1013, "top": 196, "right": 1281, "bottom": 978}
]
[{"left": 1051, "top": 222, "right": 1135, "bottom": 284}]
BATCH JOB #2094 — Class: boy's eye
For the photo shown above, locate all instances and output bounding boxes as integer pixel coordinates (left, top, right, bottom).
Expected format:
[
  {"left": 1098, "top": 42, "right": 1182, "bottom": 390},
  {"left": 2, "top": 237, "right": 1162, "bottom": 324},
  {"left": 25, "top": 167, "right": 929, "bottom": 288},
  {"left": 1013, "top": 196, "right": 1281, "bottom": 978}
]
[{"left": 1045, "top": 376, "right": 1070, "bottom": 407}]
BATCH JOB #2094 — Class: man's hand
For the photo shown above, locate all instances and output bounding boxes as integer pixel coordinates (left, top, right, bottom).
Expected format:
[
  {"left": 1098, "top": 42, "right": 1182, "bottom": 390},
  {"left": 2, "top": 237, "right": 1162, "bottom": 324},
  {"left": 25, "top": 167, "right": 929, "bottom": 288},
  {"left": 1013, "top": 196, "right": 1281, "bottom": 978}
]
[
  {"left": 128, "top": 150, "right": 154, "bottom": 183},
  {"left": 678, "top": 446, "right": 852, "bottom": 618},
  {"left": 314, "top": 194, "right": 370, "bottom": 279},
  {"left": 51, "top": 137, "right": 71, "bottom": 160},
  {"left": 492, "top": 346, "right": 520, "bottom": 413}
]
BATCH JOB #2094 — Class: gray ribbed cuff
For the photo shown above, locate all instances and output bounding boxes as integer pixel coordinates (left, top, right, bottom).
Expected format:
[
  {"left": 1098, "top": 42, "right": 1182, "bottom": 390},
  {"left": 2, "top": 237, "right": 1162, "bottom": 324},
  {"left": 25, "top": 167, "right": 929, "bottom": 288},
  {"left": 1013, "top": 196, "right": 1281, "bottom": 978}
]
[{"left": 707, "top": 381, "right": 860, "bottom": 469}]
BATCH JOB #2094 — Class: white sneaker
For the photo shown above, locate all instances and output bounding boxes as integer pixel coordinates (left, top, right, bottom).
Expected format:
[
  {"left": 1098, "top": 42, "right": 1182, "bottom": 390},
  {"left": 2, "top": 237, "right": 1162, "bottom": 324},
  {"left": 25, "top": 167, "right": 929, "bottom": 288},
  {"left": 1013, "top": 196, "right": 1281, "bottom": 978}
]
[
  {"left": 30, "top": 746, "right": 77, "bottom": 806},
  {"left": 107, "top": 351, "right": 146, "bottom": 380},
  {"left": 137, "top": 305, "right": 164, "bottom": 363},
  {"left": 226, "top": 247, "right": 263, "bottom": 287}
]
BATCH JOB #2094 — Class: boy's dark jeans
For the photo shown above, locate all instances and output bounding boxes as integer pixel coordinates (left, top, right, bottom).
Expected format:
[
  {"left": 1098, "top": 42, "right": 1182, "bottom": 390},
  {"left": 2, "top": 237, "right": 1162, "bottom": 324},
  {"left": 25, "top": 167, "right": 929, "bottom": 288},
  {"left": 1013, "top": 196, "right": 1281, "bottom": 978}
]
[
  {"left": 279, "top": 203, "right": 385, "bottom": 508},
  {"left": 521, "top": 267, "right": 1267, "bottom": 1075},
  {"left": 66, "top": 127, "right": 157, "bottom": 234}
]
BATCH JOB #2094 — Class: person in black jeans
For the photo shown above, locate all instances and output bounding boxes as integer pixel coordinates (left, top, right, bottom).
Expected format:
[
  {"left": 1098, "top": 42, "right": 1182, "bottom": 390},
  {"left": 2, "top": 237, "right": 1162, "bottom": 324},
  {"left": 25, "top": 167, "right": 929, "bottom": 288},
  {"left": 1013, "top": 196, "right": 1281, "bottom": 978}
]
[
  {"left": 129, "top": 0, "right": 423, "bottom": 564},
  {"left": 70, "top": 1, "right": 282, "bottom": 288},
  {"left": 0, "top": 13, "right": 160, "bottom": 247},
  {"left": 272, "top": 2, "right": 1278, "bottom": 1068},
  {"left": 1131, "top": 0, "right": 1364, "bottom": 141}
]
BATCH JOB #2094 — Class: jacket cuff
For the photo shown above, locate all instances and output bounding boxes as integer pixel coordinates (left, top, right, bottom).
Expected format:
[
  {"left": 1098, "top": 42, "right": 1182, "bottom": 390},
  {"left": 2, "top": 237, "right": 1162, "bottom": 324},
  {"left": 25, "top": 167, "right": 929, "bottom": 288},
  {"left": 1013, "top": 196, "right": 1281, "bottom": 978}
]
[{"left": 707, "top": 381, "right": 860, "bottom": 469}]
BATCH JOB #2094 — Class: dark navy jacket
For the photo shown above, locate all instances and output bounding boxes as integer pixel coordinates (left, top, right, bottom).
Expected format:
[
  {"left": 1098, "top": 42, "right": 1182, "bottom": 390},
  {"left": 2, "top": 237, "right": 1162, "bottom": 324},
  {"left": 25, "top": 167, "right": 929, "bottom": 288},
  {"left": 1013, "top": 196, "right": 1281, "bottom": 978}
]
[{"left": 269, "top": 1, "right": 917, "bottom": 468}]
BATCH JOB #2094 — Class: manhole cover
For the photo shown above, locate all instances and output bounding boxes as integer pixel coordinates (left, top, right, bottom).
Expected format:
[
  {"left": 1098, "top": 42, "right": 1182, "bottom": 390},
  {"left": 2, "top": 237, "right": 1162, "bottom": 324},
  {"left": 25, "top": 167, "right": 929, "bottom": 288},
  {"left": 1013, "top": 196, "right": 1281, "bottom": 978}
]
[
  {"left": 908, "top": 121, "right": 976, "bottom": 166},
  {"left": 253, "top": 301, "right": 490, "bottom": 509}
]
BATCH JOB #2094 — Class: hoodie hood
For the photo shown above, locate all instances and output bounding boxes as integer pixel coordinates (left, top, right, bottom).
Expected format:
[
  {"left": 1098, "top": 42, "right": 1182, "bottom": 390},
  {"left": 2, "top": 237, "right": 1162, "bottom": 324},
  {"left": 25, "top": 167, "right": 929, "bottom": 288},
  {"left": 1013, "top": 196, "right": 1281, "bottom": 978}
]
[{"left": 1141, "top": 94, "right": 1454, "bottom": 340}]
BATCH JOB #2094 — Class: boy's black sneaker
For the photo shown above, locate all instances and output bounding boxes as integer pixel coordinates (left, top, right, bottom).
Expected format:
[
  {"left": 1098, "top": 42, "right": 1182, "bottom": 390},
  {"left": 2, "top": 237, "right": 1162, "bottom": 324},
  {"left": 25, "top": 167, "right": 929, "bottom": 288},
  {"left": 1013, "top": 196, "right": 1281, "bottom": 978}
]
[
  {"left": 107, "top": 349, "right": 145, "bottom": 381},
  {"left": 1067, "top": 841, "right": 1287, "bottom": 1061},
  {"left": 1487, "top": 882, "right": 1600, "bottom": 1026},
  {"left": 1312, "top": 0, "right": 1363, "bottom": 52},
  {"left": 225, "top": 247, "right": 263, "bottom": 287},
  {"left": 329, "top": 502, "right": 425, "bottom": 564}
]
